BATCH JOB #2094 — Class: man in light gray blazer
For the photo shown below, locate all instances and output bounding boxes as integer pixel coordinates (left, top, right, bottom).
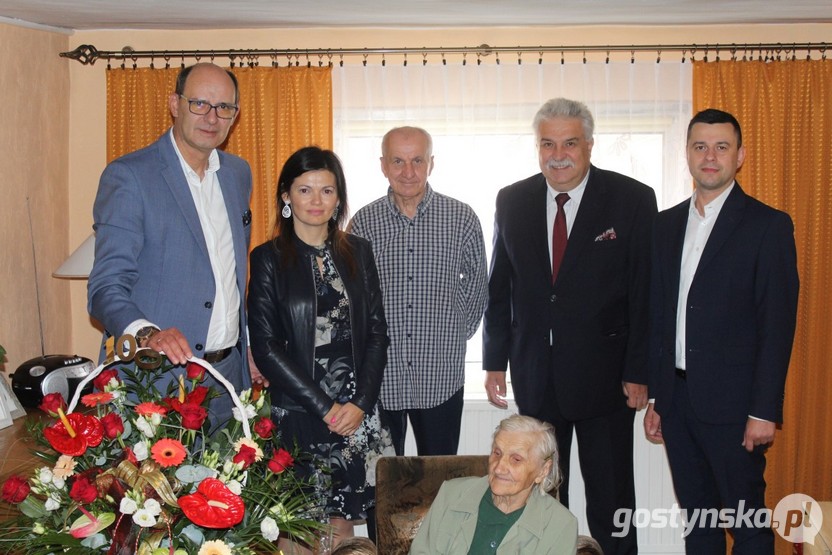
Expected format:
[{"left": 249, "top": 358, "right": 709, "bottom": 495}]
[{"left": 88, "top": 63, "right": 253, "bottom": 428}]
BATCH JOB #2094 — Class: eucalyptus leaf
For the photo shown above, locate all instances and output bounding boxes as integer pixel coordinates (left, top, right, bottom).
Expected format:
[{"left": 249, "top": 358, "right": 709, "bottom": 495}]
[{"left": 174, "top": 464, "right": 216, "bottom": 483}]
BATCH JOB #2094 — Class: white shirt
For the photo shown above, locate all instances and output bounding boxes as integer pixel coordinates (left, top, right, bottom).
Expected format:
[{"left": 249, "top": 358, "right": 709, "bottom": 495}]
[
  {"left": 545, "top": 170, "right": 589, "bottom": 266},
  {"left": 126, "top": 130, "right": 239, "bottom": 351},
  {"left": 675, "top": 183, "right": 734, "bottom": 370}
]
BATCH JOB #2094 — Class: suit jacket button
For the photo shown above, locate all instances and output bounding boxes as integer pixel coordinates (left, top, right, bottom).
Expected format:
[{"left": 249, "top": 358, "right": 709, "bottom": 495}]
[
  {"left": 204, "top": 301, "right": 213, "bottom": 309},
  {"left": 195, "top": 343, "right": 204, "bottom": 351},
  {"left": 550, "top": 294, "right": 557, "bottom": 302}
]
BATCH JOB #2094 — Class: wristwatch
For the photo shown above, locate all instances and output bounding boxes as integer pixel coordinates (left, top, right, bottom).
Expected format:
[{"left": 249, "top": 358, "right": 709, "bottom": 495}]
[{"left": 135, "top": 326, "right": 160, "bottom": 348}]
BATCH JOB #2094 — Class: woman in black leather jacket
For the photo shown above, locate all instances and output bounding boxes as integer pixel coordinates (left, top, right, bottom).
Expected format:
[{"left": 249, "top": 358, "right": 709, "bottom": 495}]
[{"left": 248, "top": 146, "right": 393, "bottom": 553}]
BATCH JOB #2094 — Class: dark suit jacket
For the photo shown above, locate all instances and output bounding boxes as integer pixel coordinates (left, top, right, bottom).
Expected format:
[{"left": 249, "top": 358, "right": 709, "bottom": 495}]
[
  {"left": 648, "top": 184, "right": 799, "bottom": 424},
  {"left": 88, "top": 132, "right": 253, "bottom": 386},
  {"left": 483, "top": 165, "right": 657, "bottom": 420}
]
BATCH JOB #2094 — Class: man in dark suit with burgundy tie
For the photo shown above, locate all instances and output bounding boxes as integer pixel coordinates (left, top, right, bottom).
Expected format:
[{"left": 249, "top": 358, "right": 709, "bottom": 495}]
[
  {"left": 644, "top": 109, "right": 799, "bottom": 554},
  {"left": 483, "top": 97, "right": 657, "bottom": 555}
]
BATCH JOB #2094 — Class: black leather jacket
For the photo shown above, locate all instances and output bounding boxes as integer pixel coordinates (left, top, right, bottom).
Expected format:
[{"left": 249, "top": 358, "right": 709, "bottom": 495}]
[{"left": 247, "top": 235, "right": 389, "bottom": 418}]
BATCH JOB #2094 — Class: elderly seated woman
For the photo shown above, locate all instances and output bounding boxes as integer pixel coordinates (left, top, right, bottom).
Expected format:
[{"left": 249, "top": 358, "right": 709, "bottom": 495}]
[{"left": 409, "top": 414, "right": 577, "bottom": 554}]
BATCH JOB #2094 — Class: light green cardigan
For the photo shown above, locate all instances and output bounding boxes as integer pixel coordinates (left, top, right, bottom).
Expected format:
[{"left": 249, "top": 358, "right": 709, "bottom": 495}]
[{"left": 409, "top": 476, "right": 578, "bottom": 555}]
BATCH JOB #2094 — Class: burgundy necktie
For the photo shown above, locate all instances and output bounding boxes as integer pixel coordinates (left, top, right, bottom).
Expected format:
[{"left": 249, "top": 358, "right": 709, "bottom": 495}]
[{"left": 551, "top": 193, "right": 570, "bottom": 283}]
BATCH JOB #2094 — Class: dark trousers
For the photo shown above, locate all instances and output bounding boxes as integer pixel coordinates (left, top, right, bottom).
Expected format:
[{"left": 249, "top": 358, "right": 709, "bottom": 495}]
[
  {"left": 662, "top": 375, "right": 773, "bottom": 555},
  {"left": 526, "top": 377, "right": 638, "bottom": 555},
  {"left": 384, "top": 386, "right": 464, "bottom": 456}
]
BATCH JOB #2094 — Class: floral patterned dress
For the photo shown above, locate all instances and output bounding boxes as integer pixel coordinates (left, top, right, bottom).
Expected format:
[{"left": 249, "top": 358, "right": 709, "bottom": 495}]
[{"left": 274, "top": 244, "right": 394, "bottom": 520}]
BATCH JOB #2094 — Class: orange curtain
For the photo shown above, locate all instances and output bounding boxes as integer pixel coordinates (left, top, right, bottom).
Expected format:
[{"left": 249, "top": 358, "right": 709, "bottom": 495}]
[
  {"left": 106, "top": 65, "right": 333, "bottom": 250},
  {"left": 694, "top": 59, "right": 832, "bottom": 554}
]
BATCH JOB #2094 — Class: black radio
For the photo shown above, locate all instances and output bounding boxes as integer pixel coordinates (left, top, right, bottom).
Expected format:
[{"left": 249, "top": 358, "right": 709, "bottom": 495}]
[{"left": 12, "top": 354, "right": 95, "bottom": 408}]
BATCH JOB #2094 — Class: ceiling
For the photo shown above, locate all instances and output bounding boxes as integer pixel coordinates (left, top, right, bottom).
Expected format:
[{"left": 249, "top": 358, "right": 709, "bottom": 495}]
[{"left": 2, "top": 0, "right": 832, "bottom": 32}]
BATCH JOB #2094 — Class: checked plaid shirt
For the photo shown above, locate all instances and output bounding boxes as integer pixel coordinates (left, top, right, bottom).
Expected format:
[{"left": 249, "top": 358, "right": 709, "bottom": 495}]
[{"left": 349, "top": 184, "right": 488, "bottom": 410}]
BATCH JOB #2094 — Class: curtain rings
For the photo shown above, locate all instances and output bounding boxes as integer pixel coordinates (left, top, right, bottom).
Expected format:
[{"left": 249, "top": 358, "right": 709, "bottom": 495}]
[
  {"left": 656, "top": 49, "right": 661, "bottom": 64},
  {"left": 538, "top": 51, "right": 544, "bottom": 65}
]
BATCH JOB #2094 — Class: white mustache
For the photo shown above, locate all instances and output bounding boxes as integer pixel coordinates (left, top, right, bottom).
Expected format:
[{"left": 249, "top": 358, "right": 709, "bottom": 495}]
[{"left": 547, "top": 159, "right": 575, "bottom": 170}]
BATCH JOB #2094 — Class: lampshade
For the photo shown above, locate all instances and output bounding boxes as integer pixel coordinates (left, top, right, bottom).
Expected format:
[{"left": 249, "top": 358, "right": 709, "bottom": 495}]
[{"left": 53, "top": 233, "right": 95, "bottom": 279}]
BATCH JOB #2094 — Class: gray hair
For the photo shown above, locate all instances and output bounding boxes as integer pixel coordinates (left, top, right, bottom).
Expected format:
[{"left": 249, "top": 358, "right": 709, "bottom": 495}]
[
  {"left": 494, "top": 414, "right": 562, "bottom": 494},
  {"left": 533, "top": 98, "right": 595, "bottom": 142},
  {"left": 381, "top": 126, "right": 433, "bottom": 158}
]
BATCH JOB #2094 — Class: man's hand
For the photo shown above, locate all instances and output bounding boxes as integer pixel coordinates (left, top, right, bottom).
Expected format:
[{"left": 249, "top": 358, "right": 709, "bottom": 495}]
[
  {"left": 623, "top": 382, "right": 648, "bottom": 410},
  {"left": 247, "top": 348, "right": 269, "bottom": 388},
  {"left": 644, "top": 403, "right": 663, "bottom": 444},
  {"left": 147, "top": 327, "right": 192, "bottom": 365},
  {"left": 742, "top": 418, "right": 776, "bottom": 452},
  {"left": 485, "top": 371, "right": 509, "bottom": 409}
]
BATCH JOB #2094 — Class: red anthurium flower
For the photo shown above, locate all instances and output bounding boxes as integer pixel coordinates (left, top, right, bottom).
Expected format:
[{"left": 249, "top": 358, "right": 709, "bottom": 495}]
[
  {"left": 253, "top": 417, "right": 276, "bottom": 439},
  {"left": 92, "top": 369, "right": 120, "bottom": 391},
  {"left": 43, "top": 413, "right": 105, "bottom": 456},
  {"left": 69, "top": 475, "right": 98, "bottom": 504},
  {"left": 100, "top": 412, "right": 124, "bottom": 439},
  {"left": 267, "top": 448, "right": 295, "bottom": 474},
  {"left": 1, "top": 475, "right": 31, "bottom": 504},
  {"left": 178, "top": 478, "right": 245, "bottom": 528},
  {"left": 179, "top": 404, "right": 208, "bottom": 430},
  {"left": 39, "top": 392, "right": 67, "bottom": 417},
  {"left": 186, "top": 361, "right": 206, "bottom": 381},
  {"left": 232, "top": 444, "right": 257, "bottom": 469}
]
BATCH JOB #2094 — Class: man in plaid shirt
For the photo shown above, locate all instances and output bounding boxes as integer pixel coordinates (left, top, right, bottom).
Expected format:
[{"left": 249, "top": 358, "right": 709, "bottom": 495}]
[{"left": 349, "top": 126, "right": 488, "bottom": 456}]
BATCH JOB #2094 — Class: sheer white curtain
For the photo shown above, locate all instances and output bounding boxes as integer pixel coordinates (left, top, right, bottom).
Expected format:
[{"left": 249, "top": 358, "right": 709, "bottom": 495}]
[
  {"left": 333, "top": 60, "right": 692, "bottom": 389},
  {"left": 333, "top": 61, "right": 691, "bottom": 550}
]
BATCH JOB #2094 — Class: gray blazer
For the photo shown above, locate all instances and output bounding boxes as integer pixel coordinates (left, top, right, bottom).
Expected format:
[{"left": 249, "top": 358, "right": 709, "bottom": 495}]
[{"left": 88, "top": 131, "right": 252, "bottom": 385}]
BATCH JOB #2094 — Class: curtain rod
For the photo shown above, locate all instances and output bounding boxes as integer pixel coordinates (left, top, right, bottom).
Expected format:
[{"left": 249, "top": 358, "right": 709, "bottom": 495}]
[{"left": 61, "top": 42, "right": 829, "bottom": 66}]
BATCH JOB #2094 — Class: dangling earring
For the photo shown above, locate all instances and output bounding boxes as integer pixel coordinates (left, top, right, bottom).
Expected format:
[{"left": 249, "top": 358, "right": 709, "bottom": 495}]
[
  {"left": 281, "top": 202, "right": 292, "bottom": 219},
  {"left": 331, "top": 204, "right": 339, "bottom": 222}
]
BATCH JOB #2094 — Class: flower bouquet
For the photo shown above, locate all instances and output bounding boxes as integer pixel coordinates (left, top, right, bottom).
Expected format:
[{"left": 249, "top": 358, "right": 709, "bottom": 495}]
[{"left": 0, "top": 340, "right": 323, "bottom": 554}]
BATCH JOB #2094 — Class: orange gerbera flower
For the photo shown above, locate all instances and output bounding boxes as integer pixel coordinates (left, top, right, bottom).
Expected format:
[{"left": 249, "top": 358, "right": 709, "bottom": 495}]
[
  {"left": 136, "top": 402, "right": 168, "bottom": 417},
  {"left": 80, "top": 392, "right": 114, "bottom": 408},
  {"left": 150, "top": 438, "right": 187, "bottom": 468}
]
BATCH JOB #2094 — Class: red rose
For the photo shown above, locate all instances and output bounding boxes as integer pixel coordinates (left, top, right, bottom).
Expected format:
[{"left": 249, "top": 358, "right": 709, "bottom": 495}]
[
  {"left": 100, "top": 412, "right": 124, "bottom": 439},
  {"left": 267, "top": 448, "right": 294, "bottom": 474},
  {"left": 39, "top": 392, "right": 67, "bottom": 417},
  {"left": 69, "top": 475, "right": 98, "bottom": 504},
  {"left": 186, "top": 361, "right": 206, "bottom": 381},
  {"left": 252, "top": 417, "right": 276, "bottom": 439},
  {"left": 1, "top": 475, "right": 31, "bottom": 504},
  {"left": 179, "top": 404, "right": 208, "bottom": 430},
  {"left": 123, "top": 447, "right": 138, "bottom": 466},
  {"left": 186, "top": 386, "right": 209, "bottom": 407},
  {"left": 232, "top": 444, "right": 257, "bottom": 469},
  {"left": 93, "top": 369, "right": 120, "bottom": 391}
]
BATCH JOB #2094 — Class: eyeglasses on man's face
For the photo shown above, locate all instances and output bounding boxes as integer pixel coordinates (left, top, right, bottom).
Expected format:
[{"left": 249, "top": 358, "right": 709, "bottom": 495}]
[{"left": 178, "top": 94, "right": 238, "bottom": 119}]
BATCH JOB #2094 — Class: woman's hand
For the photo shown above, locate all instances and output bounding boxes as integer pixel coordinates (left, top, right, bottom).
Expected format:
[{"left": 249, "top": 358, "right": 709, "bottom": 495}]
[{"left": 326, "top": 402, "right": 365, "bottom": 436}]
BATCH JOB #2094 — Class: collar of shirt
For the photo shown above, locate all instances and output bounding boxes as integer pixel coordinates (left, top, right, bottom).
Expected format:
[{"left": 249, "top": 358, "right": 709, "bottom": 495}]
[
  {"left": 385, "top": 182, "right": 436, "bottom": 219},
  {"left": 169, "top": 128, "right": 221, "bottom": 180},
  {"left": 688, "top": 181, "right": 735, "bottom": 222}
]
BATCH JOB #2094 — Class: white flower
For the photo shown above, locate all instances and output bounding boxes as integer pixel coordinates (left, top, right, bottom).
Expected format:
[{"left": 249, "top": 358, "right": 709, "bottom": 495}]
[
  {"left": 37, "top": 467, "right": 53, "bottom": 485},
  {"left": 44, "top": 494, "right": 61, "bottom": 511},
  {"left": 135, "top": 417, "right": 156, "bottom": 437},
  {"left": 226, "top": 480, "right": 242, "bottom": 495},
  {"left": 51, "top": 476, "right": 65, "bottom": 489},
  {"left": 133, "top": 441, "right": 149, "bottom": 461},
  {"left": 260, "top": 516, "right": 280, "bottom": 541},
  {"left": 132, "top": 508, "right": 157, "bottom": 528},
  {"left": 198, "top": 539, "right": 232, "bottom": 555},
  {"left": 143, "top": 498, "right": 162, "bottom": 516},
  {"left": 32, "top": 522, "right": 46, "bottom": 535},
  {"left": 232, "top": 403, "right": 256, "bottom": 422},
  {"left": 119, "top": 497, "right": 138, "bottom": 515}
]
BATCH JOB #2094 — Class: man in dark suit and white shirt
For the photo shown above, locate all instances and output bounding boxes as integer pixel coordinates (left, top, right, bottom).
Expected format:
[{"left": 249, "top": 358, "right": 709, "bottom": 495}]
[
  {"left": 644, "top": 109, "right": 799, "bottom": 554},
  {"left": 483, "top": 97, "right": 657, "bottom": 555}
]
